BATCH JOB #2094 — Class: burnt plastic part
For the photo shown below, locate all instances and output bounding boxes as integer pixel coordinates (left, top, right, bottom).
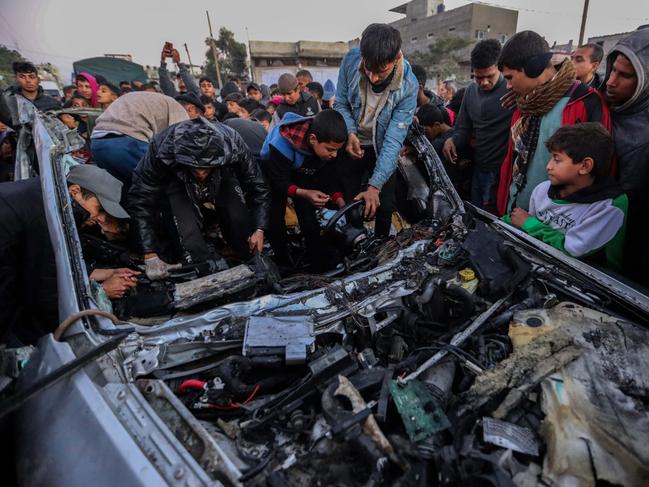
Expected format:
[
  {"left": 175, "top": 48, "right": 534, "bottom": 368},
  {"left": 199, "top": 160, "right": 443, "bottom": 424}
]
[
  {"left": 113, "top": 284, "right": 173, "bottom": 319},
  {"left": 242, "top": 346, "right": 358, "bottom": 432},
  {"left": 322, "top": 200, "right": 369, "bottom": 255},
  {"left": 462, "top": 221, "right": 530, "bottom": 298}
]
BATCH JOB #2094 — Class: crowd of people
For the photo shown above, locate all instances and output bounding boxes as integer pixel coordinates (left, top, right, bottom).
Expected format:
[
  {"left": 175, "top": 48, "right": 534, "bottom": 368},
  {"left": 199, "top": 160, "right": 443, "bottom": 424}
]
[{"left": 1, "top": 22, "right": 648, "bottom": 344}]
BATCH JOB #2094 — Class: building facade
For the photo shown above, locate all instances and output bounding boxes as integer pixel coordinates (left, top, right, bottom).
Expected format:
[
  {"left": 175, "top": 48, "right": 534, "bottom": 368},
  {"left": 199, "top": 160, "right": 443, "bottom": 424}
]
[
  {"left": 389, "top": 0, "right": 518, "bottom": 82},
  {"left": 249, "top": 40, "right": 348, "bottom": 88}
]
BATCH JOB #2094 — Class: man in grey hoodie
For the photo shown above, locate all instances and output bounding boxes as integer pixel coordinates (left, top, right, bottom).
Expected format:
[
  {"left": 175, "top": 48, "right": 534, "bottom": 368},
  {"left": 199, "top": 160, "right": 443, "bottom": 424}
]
[{"left": 604, "top": 27, "right": 649, "bottom": 287}]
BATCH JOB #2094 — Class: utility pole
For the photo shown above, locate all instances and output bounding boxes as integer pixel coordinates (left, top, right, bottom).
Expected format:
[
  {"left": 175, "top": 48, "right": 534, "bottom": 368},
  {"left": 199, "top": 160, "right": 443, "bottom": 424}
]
[
  {"left": 183, "top": 43, "right": 194, "bottom": 71},
  {"left": 578, "top": 0, "right": 590, "bottom": 46},
  {"left": 205, "top": 10, "right": 223, "bottom": 89},
  {"left": 245, "top": 26, "right": 254, "bottom": 82}
]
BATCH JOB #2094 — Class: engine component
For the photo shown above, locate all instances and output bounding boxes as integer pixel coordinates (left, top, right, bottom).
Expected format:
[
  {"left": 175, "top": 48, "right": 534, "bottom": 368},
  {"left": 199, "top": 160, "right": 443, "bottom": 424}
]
[
  {"left": 389, "top": 379, "right": 451, "bottom": 443},
  {"left": 242, "top": 315, "right": 315, "bottom": 365},
  {"left": 482, "top": 417, "right": 540, "bottom": 456}
]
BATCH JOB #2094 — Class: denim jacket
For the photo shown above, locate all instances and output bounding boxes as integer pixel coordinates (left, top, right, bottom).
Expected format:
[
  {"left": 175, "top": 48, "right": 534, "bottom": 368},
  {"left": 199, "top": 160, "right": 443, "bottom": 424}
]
[{"left": 334, "top": 48, "right": 418, "bottom": 189}]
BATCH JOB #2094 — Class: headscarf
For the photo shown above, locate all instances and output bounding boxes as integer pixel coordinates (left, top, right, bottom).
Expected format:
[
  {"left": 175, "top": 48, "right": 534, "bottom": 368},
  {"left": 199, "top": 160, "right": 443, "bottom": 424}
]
[{"left": 77, "top": 72, "right": 99, "bottom": 107}]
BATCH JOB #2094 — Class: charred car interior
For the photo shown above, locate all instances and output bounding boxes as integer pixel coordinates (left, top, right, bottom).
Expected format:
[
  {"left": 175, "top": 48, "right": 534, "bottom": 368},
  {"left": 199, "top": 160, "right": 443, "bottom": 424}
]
[{"left": 10, "top": 101, "right": 649, "bottom": 487}]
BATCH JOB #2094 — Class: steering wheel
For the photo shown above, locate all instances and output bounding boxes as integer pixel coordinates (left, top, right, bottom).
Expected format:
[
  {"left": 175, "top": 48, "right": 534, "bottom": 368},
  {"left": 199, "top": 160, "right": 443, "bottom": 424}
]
[{"left": 323, "top": 199, "right": 365, "bottom": 234}]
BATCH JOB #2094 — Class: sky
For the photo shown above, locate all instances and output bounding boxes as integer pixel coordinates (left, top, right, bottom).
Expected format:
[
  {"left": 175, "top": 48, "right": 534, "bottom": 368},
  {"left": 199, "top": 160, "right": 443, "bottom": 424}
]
[{"left": 1, "top": 0, "right": 649, "bottom": 80}]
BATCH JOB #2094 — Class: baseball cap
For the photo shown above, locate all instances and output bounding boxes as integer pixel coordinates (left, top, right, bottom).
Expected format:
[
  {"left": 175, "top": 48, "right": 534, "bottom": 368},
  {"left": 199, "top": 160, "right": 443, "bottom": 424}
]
[
  {"left": 67, "top": 164, "right": 130, "bottom": 219},
  {"left": 175, "top": 92, "right": 205, "bottom": 113},
  {"left": 247, "top": 82, "right": 261, "bottom": 93}
]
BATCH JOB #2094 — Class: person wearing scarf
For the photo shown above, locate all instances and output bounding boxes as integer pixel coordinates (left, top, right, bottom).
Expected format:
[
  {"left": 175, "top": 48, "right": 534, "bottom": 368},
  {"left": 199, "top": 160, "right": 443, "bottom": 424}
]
[
  {"left": 496, "top": 31, "right": 611, "bottom": 216},
  {"left": 75, "top": 72, "right": 99, "bottom": 107}
]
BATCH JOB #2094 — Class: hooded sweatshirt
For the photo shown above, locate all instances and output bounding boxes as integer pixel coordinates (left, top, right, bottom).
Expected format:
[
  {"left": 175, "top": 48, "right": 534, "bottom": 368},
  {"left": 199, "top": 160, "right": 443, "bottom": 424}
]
[
  {"left": 260, "top": 112, "right": 343, "bottom": 201},
  {"left": 503, "top": 179, "right": 627, "bottom": 271},
  {"left": 603, "top": 27, "right": 649, "bottom": 196},
  {"left": 77, "top": 72, "right": 99, "bottom": 107},
  {"left": 603, "top": 27, "right": 649, "bottom": 285},
  {"left": 92, "top": 92, "right": 188, "bottom": 143}
]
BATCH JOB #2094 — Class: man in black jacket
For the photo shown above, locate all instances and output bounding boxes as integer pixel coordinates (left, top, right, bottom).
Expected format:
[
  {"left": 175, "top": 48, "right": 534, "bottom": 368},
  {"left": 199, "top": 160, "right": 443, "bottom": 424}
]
[
  {"left": 0, "top": 62, "right": 60, "bottom": 130},
  {"left": 128, "top": 118, "right": 270, "bottom": 280}
]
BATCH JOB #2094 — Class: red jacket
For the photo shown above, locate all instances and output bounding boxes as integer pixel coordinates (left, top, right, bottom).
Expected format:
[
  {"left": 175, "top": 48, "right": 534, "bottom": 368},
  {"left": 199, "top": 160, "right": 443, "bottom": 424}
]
[{"left": 496, "top": 82, "right": 612, "bottom": 216}]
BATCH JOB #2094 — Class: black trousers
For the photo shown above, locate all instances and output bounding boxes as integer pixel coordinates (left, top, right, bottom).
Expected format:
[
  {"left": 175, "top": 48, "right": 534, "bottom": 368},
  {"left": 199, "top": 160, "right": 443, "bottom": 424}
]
[
  {"left": 166, "top": 175, "right": 253, "bottom": 263},
  {"left": 337, "top": 147, "right": 396, "bottom": 238}
]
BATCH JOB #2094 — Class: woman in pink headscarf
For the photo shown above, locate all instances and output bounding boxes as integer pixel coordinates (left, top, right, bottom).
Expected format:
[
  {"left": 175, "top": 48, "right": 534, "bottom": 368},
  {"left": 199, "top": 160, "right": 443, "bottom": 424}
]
[{"left": 75, "top": 72, "right": 99, "bottom": 107}]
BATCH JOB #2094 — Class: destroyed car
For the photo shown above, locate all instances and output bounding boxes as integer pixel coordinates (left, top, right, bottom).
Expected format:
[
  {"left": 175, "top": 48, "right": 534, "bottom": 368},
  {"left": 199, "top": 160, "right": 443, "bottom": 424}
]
[{"left": 9, "top": 98, "right": 649, "bottom": 487}]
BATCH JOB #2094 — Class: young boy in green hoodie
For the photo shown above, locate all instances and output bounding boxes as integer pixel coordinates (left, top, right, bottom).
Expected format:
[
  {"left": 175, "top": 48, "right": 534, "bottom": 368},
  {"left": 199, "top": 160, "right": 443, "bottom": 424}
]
[{"left": 504, "top": 122, "right": 627, "bottom": 271}]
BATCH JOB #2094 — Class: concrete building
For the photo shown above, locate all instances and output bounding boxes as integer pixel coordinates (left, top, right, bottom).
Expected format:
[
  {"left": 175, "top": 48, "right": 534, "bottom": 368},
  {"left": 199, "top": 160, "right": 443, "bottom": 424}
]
[
  {"left": 587, "top": 26, "right": 649, "bottom": 57},
  {"left": 249, "top": 40, "right": 348, "bottom": 88},
  {"left": 389, "top": 0, "right": 518, "bottom": 82}
]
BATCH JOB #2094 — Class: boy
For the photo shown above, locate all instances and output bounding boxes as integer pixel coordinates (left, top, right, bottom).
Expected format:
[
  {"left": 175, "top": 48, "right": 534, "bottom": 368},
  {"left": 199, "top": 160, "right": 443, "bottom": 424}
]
[
  {"left": 260, "top": 110, "right": 347, "bottom": 270},
  {"left": 201, "top": 95, "right": 217, "bottom": 121},
  {"left": 505, "top": 123, "right": 627, "bottom": 272},
  {"left": 416, "top": 104, "right": 472, "bottom": 197},
  {"left": 272, "top": 73, "right": 321, "bottom": 125}
]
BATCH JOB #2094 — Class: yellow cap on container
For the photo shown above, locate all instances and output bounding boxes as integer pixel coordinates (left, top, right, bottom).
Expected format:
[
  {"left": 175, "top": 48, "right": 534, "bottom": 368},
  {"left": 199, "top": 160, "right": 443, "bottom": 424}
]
[{"left": 459, "top": 268, "right": 475, "bottom": 281}]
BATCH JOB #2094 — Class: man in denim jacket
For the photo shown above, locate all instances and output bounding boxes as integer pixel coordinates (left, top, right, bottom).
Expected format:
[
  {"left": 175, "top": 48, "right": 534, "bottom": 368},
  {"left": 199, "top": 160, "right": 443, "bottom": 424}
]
[{"left": 334, "top": 23, "right": 418, "bottom": 237}]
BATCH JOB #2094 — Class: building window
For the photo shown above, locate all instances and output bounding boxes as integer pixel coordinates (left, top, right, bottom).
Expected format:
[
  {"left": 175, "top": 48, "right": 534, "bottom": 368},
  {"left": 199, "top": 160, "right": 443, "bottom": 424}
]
[
  {"left": 449, "top": 26, "right": 456, "bottom": 32},
  {"left": 411, "top": 36, "right": 418, "bottom": 43},
  {"left": 427, "top": 32, "right": 435, "bottom": 39},
  {"left": 476, "top": 30, "right": 486, "bottom": 40}
]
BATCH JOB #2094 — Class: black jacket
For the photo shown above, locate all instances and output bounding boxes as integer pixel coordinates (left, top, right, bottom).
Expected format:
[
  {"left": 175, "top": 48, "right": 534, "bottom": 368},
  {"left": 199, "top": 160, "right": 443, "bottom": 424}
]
[
  {"left": 0, "top": 85, "right": 60, "bottom": 127},
  {"left": 276, "top": 92, "right": 321, "bottom": 120},
  {"left": 224, "top": 118, "right": 268, "bottom": 158},
  {"left": 0, "top": 178, "right": 58, "bottom": 342},
  {"left": 451, "top": 75, "right": 512, "bottom": 171},
  {"left": 128, "top": 118, "right": 270, "bottom": 254}
]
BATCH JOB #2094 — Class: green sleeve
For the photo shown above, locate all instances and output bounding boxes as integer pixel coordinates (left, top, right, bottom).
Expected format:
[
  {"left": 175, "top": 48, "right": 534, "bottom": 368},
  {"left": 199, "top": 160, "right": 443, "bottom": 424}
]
[
  {"left": 604, "top": 194, "right": 628, "bottom": 272},
  {"left": 520, "top": 217, "right": 569, "bottom": 255},
  {"left": 501, "top": 215, "right": 512, "bottom": 225}
]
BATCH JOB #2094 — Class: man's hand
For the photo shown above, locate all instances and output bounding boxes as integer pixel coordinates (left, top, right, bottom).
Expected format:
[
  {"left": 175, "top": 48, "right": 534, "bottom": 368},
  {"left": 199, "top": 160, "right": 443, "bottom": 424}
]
[
  {"left": 510, "top": 208, "right": 530, "bottom": 228},
  {"left": 500, "top": 90, "right": 517, "bottom": 111},
  {"left": 0, "top": 121, "right": 9, "bottom": 132},
  {"left": 400, "top": 145, "right": 415, "bottom": 158},
  {"left": 248, "top": 230, "right": 264, "bottom": 254},
  {"left": 144, "top": 255, "right": 180, "bottom": 280},
  {"left": 101, "top": 273, "right": 137, "bottom": 299},
  {"left": 354, "top": 185, "right": 380, "bottom": 219},
  {"left": 345, "top": 133, "right": 364, "bottom": 159},
  {"left": 297, "top": 188, "right": 330, "bottom": 208},
  {"left": 171, "top": 48, "right": 181, "bottom": 65},
  {"left": 442, "top": 138, "right": 458, "bottom": 163}
]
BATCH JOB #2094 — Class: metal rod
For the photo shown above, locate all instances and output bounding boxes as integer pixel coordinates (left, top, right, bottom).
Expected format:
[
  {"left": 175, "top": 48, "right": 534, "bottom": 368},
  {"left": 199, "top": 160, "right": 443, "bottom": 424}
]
[
  {"left": 400, "top": 295, "right": 509, "bottom": 383},
  {"left": 578, "top": 0, "right": 590, "bottom": 46},
  {"left": 206, "top": 10, "right": 223, "bottom": 89},
  {"left": 183, "top": 43, "right": 194, "bottom": 69}
]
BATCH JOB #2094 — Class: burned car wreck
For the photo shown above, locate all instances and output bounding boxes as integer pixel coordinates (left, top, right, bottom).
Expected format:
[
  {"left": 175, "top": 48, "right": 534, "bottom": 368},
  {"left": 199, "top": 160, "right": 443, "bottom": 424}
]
[{"left": 11, "top": 103, "right": 649, "bottom": 487}]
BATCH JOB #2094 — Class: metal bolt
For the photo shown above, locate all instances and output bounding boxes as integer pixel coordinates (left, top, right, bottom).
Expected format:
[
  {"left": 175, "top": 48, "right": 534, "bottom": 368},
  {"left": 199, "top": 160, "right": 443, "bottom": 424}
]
[
  {"left": 174, "top": 467, "right": 185, "bottom": 480},
  {"left": 117, "top": 390, "right": 126, "bottom": 400}
]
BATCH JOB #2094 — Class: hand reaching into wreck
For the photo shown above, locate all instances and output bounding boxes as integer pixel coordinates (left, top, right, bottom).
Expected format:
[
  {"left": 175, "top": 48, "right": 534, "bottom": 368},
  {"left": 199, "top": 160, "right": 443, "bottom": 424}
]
[
  {"left": 297, "top": 188, "right": 330, "bottom": 208},
  {"left": 101, "top": 273, "right": 137, "bottom": 299},
  {"left": 144, "top": 254, "right": 181, "bottom": 280},
  {"left": 346, "top": 133, "right": 364, "bottom": 159},
  {"left": 355, "top": 185, "right": 380, "bottom": 219},
  {"left": 248, "top": 229, "right": 264, "bottom": 254}
]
